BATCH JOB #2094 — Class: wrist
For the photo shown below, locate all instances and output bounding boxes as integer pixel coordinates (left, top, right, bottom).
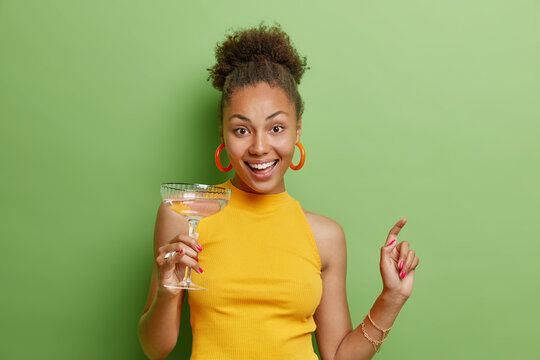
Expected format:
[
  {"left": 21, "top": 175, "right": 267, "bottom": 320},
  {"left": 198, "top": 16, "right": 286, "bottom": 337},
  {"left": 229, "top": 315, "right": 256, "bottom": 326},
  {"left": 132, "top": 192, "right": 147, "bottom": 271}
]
[
  {"left": 157, "top": 286, "right": 182, "bottom": 300},
  {"left": 380, "top": 289, "right": 409, "bottom": 307}
]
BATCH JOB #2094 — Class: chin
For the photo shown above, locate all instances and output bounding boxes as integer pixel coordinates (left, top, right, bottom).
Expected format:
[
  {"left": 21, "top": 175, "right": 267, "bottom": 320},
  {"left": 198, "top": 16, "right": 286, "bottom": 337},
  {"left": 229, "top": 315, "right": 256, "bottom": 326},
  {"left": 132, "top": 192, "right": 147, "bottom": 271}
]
[{"left": 236, "top": 161, "right": 286, "bottom": 194}]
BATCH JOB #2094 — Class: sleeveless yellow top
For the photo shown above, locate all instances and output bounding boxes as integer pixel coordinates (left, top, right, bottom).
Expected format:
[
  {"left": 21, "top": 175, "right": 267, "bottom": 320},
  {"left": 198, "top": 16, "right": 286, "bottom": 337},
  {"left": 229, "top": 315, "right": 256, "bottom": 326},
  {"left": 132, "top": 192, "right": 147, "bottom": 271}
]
[{"left": 188, "top": 179, "right": 322, "bottom": 359}]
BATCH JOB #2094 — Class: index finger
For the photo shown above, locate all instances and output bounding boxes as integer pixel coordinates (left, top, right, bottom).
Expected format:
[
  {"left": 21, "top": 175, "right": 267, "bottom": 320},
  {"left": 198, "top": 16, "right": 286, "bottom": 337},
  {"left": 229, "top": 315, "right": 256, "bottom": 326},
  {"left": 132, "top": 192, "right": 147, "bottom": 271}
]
[
  {"left": 168, "top": 232, "right": 199, "bottom": 245},
  {"left": 385, "top": 218, "right": 407, "bottom": 245}
]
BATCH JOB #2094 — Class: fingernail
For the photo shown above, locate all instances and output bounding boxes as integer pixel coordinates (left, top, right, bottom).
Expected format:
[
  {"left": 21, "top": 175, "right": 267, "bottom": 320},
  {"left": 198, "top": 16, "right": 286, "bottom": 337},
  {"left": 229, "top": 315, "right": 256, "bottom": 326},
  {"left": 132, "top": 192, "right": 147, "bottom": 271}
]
[
  {"left": 198, "top": 266, "right": 203, "bottom": 273},
  {"left": 399, "top": 261, "right": 404, "bottom": 269},
  {"left": 388, "top": 240, "right": 396, "bottom": 246},
  {"left": 400, "top": 271, "right": 406, "bottom": 279},
  {"left": 196, "top": 245, "right": 202, "bottom": 252},
  {"left": 196, "top": 258, "right": 199, "bottom": 263}
]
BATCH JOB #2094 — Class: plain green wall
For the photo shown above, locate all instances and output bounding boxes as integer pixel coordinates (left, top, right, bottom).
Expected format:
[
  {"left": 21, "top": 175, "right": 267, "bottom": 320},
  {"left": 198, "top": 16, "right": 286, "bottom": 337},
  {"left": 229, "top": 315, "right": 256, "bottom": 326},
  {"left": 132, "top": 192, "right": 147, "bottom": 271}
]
[{"left": 1, "top": 1, "right": 539, "bottom": 359}]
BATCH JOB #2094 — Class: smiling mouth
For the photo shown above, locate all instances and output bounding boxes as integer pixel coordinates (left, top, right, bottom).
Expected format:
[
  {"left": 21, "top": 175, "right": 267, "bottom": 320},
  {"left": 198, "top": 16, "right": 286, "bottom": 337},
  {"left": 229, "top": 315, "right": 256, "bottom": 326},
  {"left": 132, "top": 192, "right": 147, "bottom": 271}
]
[{"left": 244, "top": 160, "right": 279, "bottom": 174}]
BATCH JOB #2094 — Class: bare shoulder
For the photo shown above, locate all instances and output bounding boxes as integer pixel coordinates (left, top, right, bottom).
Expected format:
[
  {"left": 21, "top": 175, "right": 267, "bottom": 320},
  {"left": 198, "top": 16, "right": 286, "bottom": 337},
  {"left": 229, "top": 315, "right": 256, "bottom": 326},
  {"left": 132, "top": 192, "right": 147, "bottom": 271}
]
[
  {"left": 302, "top": 209, "right": 346, "bottom": 272},
  {"left": 303, "top": 209, "right": 344, "bottom": 239}
]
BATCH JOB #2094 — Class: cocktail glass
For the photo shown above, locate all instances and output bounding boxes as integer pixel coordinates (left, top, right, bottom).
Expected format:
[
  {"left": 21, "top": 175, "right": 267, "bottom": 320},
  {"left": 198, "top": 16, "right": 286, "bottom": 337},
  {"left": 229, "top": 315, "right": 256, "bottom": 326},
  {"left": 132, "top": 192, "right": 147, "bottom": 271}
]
[{"left": 160, "top": 183, "right": 230, "bottom": 290}]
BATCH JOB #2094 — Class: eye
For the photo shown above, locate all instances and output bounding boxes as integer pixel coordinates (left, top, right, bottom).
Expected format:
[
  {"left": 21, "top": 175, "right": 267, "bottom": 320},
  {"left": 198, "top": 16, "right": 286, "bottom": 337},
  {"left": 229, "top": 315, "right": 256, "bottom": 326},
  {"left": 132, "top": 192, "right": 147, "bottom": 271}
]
[
  {"left": 234, "top": 128, "right": 248, "bottom": 135},
  {"left": 271, "top": 125, "right": 284, "bottom": 133}
]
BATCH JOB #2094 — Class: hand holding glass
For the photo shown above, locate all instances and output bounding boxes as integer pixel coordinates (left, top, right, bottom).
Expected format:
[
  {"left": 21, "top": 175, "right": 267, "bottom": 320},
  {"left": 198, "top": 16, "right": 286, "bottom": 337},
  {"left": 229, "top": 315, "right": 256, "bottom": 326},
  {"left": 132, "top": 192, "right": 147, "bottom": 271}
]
[{"left": 160, "top": 183, "right": 230, "bottom": 290}]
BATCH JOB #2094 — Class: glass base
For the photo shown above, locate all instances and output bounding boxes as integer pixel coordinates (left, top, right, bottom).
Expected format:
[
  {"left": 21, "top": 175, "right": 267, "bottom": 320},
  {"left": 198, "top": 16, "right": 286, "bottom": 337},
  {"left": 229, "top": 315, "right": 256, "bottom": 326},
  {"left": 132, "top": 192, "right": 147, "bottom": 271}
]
[{"left": 163, "top": 282, "right": 208, "bottom": 291}]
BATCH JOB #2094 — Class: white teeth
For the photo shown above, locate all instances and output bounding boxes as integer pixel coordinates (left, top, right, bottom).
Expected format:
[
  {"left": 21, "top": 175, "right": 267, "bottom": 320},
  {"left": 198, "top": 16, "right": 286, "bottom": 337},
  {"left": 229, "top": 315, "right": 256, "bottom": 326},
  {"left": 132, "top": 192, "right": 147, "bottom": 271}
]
[{"left": 248, "top": 161, "right": 276, "bottom": 170}]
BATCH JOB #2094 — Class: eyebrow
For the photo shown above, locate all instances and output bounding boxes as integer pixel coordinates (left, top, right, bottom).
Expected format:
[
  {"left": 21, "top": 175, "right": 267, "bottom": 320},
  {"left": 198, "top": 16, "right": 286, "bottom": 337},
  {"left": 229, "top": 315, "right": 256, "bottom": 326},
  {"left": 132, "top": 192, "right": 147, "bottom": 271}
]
[{"left": 229, "top": 111, "right": 287, "bottom": 122}]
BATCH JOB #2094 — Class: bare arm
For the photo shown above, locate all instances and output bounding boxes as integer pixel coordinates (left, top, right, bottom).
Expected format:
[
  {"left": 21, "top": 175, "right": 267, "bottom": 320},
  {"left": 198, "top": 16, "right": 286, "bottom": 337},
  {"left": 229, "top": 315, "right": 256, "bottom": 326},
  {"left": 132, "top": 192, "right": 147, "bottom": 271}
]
[
  {"left": 306, "top": 213, "right": 419, "bottom": 360},
  {"left": 334, "top": 292, "right": 405, "bottom": 359},
  {"left": 138, "top": 203, "right": 200, "bottom": 359},
  {"left": 138, "top": 278, "right": 185, "bottom": 360},
  {"left": 304, "top": 212, "right": 351, "bottom": 359}
]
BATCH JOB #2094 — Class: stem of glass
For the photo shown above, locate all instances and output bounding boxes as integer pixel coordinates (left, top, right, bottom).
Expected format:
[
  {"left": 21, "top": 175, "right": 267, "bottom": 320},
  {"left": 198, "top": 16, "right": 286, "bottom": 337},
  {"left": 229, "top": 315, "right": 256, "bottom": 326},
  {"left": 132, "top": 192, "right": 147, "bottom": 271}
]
[{"left": 183, "top": 218, "right": 198, "bottom": 287}]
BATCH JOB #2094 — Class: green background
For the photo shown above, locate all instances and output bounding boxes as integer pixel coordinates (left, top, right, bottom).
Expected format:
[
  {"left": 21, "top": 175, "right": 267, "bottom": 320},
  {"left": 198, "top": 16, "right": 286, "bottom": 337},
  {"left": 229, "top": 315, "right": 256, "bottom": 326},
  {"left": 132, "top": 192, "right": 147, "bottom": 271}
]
[{"left": 1, "top": 1, "right": 539, "bottom": 359}]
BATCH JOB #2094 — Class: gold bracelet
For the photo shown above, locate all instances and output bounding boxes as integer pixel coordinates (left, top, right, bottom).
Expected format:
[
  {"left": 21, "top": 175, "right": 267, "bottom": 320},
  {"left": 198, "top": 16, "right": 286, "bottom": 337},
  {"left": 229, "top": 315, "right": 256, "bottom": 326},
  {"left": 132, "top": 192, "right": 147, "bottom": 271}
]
[
  {"left": 360, "top": 320, "right": 383, "bottom": 352},
  {"left": 368, "top": 310, "right": 393, "bottom": 336},
  {"left": 360, "top": 310, "right": 394, "bottom": 353}
]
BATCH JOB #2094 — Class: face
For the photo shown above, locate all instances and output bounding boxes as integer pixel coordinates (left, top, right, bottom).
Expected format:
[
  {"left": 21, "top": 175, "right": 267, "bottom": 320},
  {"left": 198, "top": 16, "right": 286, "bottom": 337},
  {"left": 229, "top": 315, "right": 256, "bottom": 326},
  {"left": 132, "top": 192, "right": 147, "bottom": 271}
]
[{"left": 221, "top": 82, "right": 301, "bottom": 195}]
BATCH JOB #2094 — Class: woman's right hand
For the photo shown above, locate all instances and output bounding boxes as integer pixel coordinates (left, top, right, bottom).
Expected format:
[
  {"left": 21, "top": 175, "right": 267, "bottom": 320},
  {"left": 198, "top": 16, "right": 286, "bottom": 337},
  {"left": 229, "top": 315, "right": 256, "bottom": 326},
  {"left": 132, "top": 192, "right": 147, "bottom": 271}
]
[{"left": 156, "top": 232, "right": 203, "bottom": 296}]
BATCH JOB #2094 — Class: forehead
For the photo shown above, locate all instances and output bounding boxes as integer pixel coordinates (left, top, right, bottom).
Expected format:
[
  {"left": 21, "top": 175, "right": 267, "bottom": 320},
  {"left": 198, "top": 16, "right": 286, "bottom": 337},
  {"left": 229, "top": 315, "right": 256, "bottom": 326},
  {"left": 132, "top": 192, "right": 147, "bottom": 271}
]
[{"left": 225, "top": 82, "right": 295, "bottom": 120}]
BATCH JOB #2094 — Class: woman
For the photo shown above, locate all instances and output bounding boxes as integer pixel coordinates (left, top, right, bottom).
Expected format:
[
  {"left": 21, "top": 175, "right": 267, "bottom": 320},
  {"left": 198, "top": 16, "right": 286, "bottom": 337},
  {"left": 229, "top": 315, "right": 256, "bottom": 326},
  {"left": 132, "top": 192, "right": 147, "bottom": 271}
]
[{"left": 138, "top": 23, "right": 419, "bottom": 360}]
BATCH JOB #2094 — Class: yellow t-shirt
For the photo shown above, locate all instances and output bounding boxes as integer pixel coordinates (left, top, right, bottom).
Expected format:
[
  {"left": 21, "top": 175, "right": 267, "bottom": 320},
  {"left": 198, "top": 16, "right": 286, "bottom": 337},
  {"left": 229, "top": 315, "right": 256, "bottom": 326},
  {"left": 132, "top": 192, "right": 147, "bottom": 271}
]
[{"left": 188, "top": 179, "right": 323, "bottom": 359}]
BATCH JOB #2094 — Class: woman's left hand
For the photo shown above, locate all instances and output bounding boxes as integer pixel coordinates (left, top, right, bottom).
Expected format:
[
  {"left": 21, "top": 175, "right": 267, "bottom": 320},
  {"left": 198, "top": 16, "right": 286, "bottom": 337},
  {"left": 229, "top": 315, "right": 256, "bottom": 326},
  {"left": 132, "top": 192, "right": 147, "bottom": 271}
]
[{"left": 379, "top": 218, "right": 419, "bottom": 303}]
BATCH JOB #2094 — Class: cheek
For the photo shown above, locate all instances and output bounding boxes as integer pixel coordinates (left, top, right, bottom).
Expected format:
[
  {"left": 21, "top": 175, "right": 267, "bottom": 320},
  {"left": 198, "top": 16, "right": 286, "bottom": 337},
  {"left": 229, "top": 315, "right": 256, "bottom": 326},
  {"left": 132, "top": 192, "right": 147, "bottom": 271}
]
[
  {"left": 224, "top": 137, "right": 245, "bottom": 161},
  {"left": 275, "top": 138, "right": 296, "bottom": 160}
]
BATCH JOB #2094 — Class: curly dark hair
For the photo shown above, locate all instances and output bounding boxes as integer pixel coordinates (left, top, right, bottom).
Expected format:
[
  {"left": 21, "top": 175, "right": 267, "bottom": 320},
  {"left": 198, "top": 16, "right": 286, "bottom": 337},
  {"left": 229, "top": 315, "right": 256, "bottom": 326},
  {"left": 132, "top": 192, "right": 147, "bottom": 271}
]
[{"left": 207, "top": 22, "right": 309, "bottom": 123}]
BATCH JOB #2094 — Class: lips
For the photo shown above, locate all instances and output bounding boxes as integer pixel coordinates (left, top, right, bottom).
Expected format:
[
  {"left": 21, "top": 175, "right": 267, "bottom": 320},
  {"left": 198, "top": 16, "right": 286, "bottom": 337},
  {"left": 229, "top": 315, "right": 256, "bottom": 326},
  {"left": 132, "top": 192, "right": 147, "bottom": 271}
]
[{"left": 244, "top": 160, "right": 279, "bottom": 180}]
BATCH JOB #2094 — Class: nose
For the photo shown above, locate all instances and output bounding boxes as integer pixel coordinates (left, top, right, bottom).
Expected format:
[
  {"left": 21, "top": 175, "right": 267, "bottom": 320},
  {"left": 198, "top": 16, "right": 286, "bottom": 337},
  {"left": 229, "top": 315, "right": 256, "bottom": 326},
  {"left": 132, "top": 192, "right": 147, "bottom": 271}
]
[{"left": 248, "top": 132, "right": 270, "bottom": 156}]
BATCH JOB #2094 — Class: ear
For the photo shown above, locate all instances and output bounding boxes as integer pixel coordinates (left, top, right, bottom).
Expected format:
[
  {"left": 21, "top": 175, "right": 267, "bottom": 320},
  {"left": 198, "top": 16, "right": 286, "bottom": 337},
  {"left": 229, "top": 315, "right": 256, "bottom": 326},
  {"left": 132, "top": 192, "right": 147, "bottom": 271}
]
[{"left": 295, "top": 117, "right": 302, "bottom": 143}]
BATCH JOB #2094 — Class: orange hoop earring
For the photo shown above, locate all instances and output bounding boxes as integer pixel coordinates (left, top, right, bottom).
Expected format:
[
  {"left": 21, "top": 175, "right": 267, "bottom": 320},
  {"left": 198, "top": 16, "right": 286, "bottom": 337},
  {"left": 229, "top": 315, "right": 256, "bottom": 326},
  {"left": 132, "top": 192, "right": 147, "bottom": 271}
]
[
  {"left": 215, "top": 143, "right": 232, "bottom": 172},
  {"left": 290, "top": 142, "right": 306, "bottom": 170}
]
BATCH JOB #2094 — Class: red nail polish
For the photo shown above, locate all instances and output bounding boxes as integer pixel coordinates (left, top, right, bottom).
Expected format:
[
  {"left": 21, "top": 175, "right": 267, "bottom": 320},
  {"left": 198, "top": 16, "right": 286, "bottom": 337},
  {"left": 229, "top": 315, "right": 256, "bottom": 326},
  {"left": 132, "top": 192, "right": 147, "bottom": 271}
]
[
  {"left": 196, "top": 245, "right": 202, "bottom": 252},
  {"left": 399, "top": 261, "right": 404, "bottom": 269},
  {"left": 388, "top": 240, "right": 396, "bottom": 246},
  {"left": 198, "top": 266, "right": 203, "bottom": 273},
  {"left": 400, "top": 271, "right": 406, "bottom": 278},
  {"left": 196, "top": 258, "right": 199, "bottom": 263}
]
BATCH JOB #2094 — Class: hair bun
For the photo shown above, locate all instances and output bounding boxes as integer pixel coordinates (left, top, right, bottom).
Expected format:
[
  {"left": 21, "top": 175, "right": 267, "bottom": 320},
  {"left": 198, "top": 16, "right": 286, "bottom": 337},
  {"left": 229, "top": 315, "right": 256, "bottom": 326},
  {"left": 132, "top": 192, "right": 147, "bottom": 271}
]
[{"left": 208, "top": 23, "right": 308, "bottom": 91}]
